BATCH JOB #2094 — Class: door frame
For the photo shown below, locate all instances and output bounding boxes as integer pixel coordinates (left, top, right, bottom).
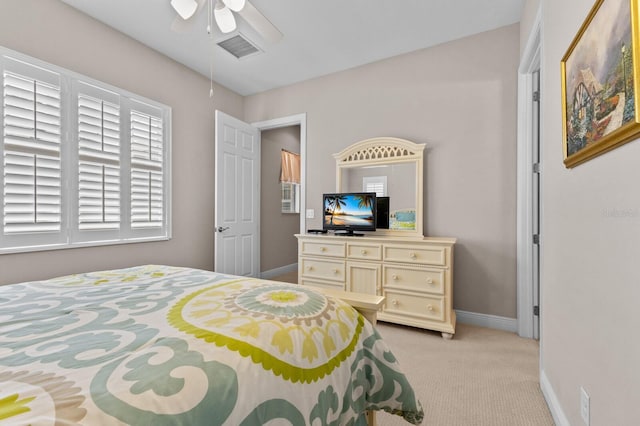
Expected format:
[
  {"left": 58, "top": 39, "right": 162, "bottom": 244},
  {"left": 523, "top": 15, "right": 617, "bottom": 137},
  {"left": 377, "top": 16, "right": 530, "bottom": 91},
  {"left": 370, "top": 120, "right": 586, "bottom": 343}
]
[
  {"left": 516, "top": 7, "right": 542, "bottom": 339},
  {"left": 252, "top": 113, "right": 308, "bottom": 235}
]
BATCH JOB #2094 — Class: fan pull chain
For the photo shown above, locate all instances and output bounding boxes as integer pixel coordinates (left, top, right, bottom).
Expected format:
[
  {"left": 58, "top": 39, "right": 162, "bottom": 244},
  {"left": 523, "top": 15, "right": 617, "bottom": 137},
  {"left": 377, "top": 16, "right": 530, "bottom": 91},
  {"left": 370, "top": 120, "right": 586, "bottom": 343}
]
[
  {"left": 207, "top": 0, "right": 212, "bottom": 34},
  {"left": 208, "top": 0, "right": 214, "bottom": 98},
  {"left": 210, "top": 59, "right": 214, "bottom": 98}
]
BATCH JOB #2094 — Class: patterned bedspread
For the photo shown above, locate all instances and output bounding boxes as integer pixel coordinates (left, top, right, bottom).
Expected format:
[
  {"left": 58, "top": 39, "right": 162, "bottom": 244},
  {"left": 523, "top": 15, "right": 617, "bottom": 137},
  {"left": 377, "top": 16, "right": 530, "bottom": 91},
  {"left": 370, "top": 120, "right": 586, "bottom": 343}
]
[{"left": 0, "top": 265, "right": 423, "bottom": 425}]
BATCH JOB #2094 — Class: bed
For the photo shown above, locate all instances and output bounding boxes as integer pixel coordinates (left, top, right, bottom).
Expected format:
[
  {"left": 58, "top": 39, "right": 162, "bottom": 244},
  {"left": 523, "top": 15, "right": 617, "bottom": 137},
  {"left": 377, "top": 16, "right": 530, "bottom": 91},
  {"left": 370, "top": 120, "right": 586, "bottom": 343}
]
[{"left": 0, "top": 265, "right": 424, "bottom": 425}]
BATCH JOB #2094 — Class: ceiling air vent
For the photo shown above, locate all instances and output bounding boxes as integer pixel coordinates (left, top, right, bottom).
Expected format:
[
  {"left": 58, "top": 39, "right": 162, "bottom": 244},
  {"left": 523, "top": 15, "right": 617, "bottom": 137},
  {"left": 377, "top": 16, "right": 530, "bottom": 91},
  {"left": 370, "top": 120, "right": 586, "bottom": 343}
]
[{"left": 217, "top": 34, "right": 261, "bottom": 59}]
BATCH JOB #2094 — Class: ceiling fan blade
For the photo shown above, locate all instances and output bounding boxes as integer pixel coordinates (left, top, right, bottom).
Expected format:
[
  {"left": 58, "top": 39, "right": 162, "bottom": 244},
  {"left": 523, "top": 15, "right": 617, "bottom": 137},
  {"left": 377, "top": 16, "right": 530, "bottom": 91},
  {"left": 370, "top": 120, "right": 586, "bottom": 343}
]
[
  {"left": 214, "top": 2, "right": 237, "bottom": 33},
  {"left": 170, "top": 0, "right": 207, "bottom": 33},
  {"left": 171, "top": 0, "right": 198, "bottom": 20},
  {"left": 222, "top": 0, "right": 246, "bottom": 13},
  {"left": 237, "top": 1, "right": 283, "bottom": 43}
]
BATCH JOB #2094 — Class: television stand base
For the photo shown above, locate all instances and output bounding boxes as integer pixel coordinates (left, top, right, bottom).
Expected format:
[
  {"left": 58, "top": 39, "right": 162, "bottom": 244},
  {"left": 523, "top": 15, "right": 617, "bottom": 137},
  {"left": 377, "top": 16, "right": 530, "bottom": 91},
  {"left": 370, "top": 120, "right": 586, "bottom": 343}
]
[{"left": 333, "top": 230, "right": 364, "bottom": 237}]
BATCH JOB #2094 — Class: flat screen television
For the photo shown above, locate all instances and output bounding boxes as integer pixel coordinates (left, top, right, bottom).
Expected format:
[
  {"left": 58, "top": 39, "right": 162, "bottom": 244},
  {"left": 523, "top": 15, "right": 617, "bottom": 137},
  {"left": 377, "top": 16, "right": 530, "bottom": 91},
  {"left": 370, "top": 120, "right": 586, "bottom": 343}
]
[{"left": 323, "top": 192, "right": 376, "bottom": 236}]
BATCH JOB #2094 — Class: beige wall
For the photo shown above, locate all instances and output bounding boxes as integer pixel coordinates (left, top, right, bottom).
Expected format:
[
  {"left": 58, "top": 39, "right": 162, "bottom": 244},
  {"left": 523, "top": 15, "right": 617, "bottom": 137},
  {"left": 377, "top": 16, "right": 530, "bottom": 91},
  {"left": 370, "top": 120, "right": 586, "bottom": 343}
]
[
  {"left": 245, "top": 24, "right": 520, "bottom": 318},
  {"left": 534, "top": 0, "right": 640, "bottom": 423},
  {"left": 260, "top": 126, "right": 300, "bottom": 272},
  {"left": 0, "top": 0, "right": 244, "bottom": 286}
]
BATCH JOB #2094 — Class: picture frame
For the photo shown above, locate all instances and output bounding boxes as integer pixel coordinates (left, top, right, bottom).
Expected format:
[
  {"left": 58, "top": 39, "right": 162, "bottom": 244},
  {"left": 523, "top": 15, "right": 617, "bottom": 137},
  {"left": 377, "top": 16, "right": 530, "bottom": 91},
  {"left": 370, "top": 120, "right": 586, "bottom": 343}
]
[{"left": 561, "top": 0, "right": 640, "bottom": 168}]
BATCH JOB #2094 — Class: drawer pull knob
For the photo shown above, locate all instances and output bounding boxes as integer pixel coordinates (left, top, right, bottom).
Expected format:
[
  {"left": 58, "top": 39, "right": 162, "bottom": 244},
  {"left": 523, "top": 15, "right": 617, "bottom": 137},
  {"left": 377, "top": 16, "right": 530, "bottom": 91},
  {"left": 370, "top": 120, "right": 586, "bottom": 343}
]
[
  {"left": 391, "top": 299, "right": 399, "bottom": 306},
  {"left": 332, "top": 268, "right": 339, "bottom": 274},
  {"left": 409, "top": 252, "right": 417, "bottom": 259},
  {"left": 427, "top": 304, "right": 434, "bottom": 311},
  {"left": 306, "top": 266, "right": 313, "bottom": 271},
  {"left": 320, "top": 247, "right": 326, "bottom": 252},
  {"left": 361, "top": 249, "right": 367, "bottom": 255},
  {"left": 392, "top": 274, "right": 399, "bottom": 281},
  {"left": 426, "top": 278, "right": 434, "bottom": 284}
]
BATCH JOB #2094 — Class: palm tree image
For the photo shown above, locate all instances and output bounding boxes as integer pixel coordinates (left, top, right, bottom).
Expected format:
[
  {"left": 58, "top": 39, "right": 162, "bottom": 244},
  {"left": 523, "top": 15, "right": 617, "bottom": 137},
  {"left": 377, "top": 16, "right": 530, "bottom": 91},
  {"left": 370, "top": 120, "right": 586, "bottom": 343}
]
[
  {"left": 354, "top": 194, "right": 375, "bottom": 213},
  {"left": 325, "top": 195, "right": 347, "bottom": 225},
  {"left": 324, "top": 193, "right": 376, "bottom": 228}
]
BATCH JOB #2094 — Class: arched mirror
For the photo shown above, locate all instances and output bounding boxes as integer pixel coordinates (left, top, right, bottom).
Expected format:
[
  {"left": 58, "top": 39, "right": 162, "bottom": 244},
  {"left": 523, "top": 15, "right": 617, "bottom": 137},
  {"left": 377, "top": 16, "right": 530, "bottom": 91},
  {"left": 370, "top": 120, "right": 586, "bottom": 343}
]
[{"left": 334, "top": 137, "right": 425, "bottom": 237}]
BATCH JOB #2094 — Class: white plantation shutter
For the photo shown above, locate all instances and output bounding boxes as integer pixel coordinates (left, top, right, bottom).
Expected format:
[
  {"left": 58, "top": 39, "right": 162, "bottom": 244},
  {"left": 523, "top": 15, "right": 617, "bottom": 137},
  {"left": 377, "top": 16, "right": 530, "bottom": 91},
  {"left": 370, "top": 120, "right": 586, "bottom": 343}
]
[
  {"left": 363, "top": 176, "right": 387, "bottom": 197},
  {"left": 1, "top": 48, "right": 170, "bottom": 253},
  {"left": 130, "top": 106, "right": 164, "bottom": 229},
  {"left": 3, "top": 152, "right": 61, "bottom": 232},
  {"left": 78, "top": 162, "right": 120, "bottom": 229},
  {"left": 77, "top": 83, "right": 121, "bottom": 231},
  {"left": 2, "top": 58, "right": 63, "bottom": 244}
]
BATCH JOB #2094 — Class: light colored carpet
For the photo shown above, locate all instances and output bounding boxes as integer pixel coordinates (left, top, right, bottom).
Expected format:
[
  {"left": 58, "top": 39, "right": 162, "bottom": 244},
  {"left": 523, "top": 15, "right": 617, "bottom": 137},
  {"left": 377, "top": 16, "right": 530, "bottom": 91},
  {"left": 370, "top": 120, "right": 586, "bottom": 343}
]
[
  {"left": 269, "top": 270, "right": 298, "bottom": 283},
  {"left": 268, "top": 272, "right": 554, "bottom": 425},
  {"left": 374, "top": 322, "right": 554, "bottom": 426}
]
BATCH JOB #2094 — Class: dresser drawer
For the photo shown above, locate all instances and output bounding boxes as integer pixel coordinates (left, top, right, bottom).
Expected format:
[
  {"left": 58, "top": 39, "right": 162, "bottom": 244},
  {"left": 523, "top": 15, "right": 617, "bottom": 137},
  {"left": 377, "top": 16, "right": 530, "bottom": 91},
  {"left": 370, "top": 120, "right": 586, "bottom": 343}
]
[
  {"left": 384, "top": 289, "right": 445, "bottom": 322},
  {"left": 300, "top": 278, "right": 345, "bottom": 291},
  {"left": 383, "top": 265, "right": 444, "bottom": 295},
  {"left": 300, "top": 240, "right": 345, "bottom": 257},
  {"left": 347, "top": 242, "right": 382, "bottom": 261},
  {"left": 300, "top": 258, "right": 345, "bottom": 282},
  {"left": 383, "top": 244, "right": 447, "bottom": 266}
]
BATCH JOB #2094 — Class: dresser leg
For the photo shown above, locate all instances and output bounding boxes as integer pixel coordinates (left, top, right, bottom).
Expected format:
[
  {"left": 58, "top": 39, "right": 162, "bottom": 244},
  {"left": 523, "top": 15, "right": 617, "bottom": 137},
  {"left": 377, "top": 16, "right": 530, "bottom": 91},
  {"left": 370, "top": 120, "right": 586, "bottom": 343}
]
[{"left": 441, "top": 332, "right": 453, "bottom": 340}]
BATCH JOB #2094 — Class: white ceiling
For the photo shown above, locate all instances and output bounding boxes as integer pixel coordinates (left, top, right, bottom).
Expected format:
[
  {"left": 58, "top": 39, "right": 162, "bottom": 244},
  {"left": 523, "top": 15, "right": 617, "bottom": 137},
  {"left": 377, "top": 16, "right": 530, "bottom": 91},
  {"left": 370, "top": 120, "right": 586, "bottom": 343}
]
[{"left": 60, "top": 0, "right": 524, "bottom": 96}]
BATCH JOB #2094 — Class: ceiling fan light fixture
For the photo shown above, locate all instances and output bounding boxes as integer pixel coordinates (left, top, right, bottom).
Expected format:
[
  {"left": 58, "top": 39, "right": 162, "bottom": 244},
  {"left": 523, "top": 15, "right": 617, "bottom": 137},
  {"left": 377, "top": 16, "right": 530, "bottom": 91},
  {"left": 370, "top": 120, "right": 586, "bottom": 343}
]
[
  {"left": 170, "top": 0, "right": 198, "bottom": 20},
  {"left": 221, "top": 0, "right": 246, "bottom": 12},
  {"left": 214, "top": 1, "right": 237, "bottom": 33}
]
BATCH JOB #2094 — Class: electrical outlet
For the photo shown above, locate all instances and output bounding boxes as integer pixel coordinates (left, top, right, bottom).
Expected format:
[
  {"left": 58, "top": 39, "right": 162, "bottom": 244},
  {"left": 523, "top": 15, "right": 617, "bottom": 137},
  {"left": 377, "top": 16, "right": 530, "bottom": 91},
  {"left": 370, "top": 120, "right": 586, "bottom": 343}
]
[
  {"left": 580, "top": 387, "right": 590, "bottom": 425},
  {"left": 306, "top": 209, "right": 315, "bottom": 219}
]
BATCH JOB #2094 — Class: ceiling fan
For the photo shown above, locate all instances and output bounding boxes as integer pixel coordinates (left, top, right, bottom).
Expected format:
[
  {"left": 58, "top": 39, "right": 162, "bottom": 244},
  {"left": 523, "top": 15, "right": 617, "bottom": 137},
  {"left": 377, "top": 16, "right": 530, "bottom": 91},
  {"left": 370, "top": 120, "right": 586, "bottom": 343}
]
[{"left": 170, "top": 0, "right": 283, "bottom": 43}]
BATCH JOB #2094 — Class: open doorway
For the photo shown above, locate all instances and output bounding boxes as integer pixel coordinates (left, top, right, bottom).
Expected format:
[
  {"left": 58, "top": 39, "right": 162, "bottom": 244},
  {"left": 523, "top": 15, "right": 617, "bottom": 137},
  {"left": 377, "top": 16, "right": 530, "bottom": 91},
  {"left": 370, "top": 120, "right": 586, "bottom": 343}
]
[
  {"left": 259, "top": 125, "right": 301, "bottom": 281},
  {"left": 253, "top": 114, "right": 306, "bottom": 282}
]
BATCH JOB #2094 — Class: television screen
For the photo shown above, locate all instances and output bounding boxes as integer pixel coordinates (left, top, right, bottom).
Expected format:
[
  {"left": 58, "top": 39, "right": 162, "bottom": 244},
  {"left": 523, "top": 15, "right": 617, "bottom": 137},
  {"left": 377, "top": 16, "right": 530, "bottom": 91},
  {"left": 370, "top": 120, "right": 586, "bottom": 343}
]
[{"left": 323, "top": 192, "right": 376, "bottom": 235}]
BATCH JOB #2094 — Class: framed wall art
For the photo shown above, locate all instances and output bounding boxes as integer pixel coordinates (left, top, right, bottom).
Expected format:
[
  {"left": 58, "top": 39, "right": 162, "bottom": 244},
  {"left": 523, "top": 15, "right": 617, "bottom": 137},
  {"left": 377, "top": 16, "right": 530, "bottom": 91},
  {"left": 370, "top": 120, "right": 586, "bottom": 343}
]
[{"left": 561, "top": 0, "right": 640, "bottom": 168}]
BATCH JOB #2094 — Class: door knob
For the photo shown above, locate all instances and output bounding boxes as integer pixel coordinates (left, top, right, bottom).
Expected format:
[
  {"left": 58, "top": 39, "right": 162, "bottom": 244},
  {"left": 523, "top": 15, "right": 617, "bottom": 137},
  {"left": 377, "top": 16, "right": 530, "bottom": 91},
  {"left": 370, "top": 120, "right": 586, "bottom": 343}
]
[{"left": 215, "top": 226, "right": 230, "bottom": 232}]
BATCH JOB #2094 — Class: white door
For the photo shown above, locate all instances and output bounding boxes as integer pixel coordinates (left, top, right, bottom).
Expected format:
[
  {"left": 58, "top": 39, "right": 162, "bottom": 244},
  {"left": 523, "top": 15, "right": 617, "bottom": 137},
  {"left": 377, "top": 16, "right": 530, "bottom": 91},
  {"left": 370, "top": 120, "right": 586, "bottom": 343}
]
[{"left": 214, "top": 110, "right": 260, "bottom": 276}]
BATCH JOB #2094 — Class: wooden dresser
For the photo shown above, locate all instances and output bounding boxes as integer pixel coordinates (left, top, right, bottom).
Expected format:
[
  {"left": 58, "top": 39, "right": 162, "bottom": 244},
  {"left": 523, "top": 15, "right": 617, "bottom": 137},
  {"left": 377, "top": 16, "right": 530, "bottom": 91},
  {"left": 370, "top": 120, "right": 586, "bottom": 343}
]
[{"left": 296, "top": 234, "right": 456, "bottom": 339}]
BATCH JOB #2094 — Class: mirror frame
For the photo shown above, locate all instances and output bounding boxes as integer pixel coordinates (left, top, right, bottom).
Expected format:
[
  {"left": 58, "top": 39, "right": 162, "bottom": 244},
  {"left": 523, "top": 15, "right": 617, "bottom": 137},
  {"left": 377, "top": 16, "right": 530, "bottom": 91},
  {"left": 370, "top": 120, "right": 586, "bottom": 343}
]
[{"left": 334, "top": 137, "right": 425, "bottom": 237}]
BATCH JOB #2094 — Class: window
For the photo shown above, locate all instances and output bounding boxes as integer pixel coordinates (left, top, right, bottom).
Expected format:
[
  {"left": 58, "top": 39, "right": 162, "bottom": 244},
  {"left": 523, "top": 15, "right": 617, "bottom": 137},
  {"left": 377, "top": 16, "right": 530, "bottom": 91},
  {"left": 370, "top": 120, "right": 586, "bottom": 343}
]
[
  {"left": 76, "top": 83, "right": 121, "bottom": 234},
  {"left": 281, "top": 182, "right": 299, "bottom": 214},
  {"left": 279, "top": 149, "right": 300, "bottom": 214},
  {"left": 363, "top": 176, "right": 387, "bottom": 196},
  {"left": 130, "top": 104, "right": 165, "bottom": 229},
  {"left": 1, "top": 48, "right": 171, "bottom": 253}
]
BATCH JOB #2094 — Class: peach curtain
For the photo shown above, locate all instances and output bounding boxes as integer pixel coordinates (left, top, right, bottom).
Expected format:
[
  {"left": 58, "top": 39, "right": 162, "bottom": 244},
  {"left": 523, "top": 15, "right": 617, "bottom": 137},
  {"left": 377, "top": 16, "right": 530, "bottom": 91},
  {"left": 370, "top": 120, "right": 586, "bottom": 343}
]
[{"left": 280, "top": 149, "right": 300, "bottom": 184}]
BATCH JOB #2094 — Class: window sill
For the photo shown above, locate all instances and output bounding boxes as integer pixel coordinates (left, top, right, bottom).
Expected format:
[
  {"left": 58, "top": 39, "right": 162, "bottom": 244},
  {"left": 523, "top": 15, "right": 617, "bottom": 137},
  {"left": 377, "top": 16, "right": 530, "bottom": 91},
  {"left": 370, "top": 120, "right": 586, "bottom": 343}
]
[{"left": 0, "top": 235, "right": 171, "bottom": 255}]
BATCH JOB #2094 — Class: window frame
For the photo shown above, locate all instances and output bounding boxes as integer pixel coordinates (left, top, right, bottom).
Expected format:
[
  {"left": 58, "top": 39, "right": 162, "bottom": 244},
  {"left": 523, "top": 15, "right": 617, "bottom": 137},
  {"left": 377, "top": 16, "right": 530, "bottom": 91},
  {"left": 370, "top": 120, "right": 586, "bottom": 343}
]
[{"left": 0, "top": 47, "right": 172, "bottom": 255}]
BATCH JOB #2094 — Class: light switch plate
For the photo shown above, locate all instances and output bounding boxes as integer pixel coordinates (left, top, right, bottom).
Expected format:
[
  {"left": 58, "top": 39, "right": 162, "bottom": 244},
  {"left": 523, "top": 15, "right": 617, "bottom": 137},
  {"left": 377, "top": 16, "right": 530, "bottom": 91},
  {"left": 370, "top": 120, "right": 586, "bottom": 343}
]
[{"left": 306, "top": 209, "right": 315, "bottom": 219}]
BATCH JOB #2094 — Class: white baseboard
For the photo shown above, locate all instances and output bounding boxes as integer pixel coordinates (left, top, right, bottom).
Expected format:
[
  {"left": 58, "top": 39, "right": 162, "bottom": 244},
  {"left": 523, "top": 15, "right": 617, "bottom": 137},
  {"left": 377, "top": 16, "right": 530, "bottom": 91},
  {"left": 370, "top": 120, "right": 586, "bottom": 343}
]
[
  {"left": 540, "top": 368, "right": 570, "bottom": 426},
  {"left": 260, "top": 263, "right": 298, "bottom": 280},
  {"left": 455, "top": 309, "right": 518, "bottom": 333}
]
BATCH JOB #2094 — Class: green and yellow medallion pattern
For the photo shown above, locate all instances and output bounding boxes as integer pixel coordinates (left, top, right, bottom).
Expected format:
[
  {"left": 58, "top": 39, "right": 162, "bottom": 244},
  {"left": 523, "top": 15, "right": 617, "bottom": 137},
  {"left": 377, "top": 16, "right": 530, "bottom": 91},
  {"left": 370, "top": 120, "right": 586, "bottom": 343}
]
[
  {"left": 0, "top": 265, "right": 424, "bottom": 425},
  {"left": 168, "top": 280, "right": 363, "bottom": 383}
]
